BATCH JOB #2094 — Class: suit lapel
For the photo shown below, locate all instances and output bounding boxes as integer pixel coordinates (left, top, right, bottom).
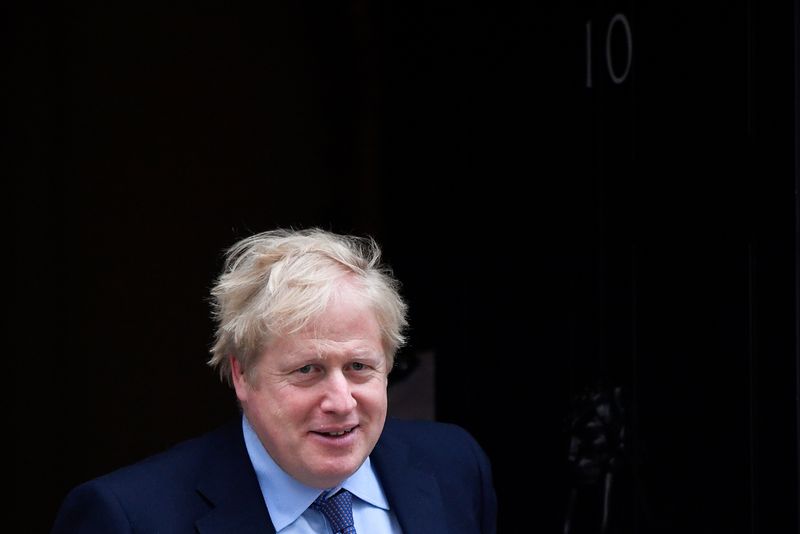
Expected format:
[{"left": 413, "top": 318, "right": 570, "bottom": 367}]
[
  {"left": 194, "top": 421, "right": 276, "bottom": 534},
  {"left": 371, "top": 426, "right": 450, "bottom": 533},
  {"left": 191, "top": 419, "right": 450, "bottom": 533},
  {"left": 194, "top": 493, "right": 275, "bottom": 534}
]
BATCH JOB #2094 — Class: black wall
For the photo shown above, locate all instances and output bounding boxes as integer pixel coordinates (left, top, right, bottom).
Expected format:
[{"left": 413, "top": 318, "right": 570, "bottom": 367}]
[{"left": 12, "top": 2, "right": 798, "bottom": 532}]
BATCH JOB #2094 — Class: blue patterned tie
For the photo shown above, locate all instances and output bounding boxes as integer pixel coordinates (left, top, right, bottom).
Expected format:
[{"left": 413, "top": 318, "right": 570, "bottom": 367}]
[{"left": 311, "top": 489, "right": 357, "bottom": 534}]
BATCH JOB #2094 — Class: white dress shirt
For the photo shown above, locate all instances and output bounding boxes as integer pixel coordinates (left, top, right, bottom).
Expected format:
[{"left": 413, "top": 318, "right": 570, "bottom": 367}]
[{"left": 242, "top": 416, "right": 403, "bottom": 533}]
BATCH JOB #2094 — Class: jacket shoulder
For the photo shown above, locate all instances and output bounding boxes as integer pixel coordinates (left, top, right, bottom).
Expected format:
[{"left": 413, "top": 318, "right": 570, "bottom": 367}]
[
  {"left": 382, "top": 418, "right": 489, "bottom": 464},
  {"left": 51, "top": 421, "right": 243, "bottom": 534},
  {"left": 377, "top": 418, "right": 497, "bottom": 534}
]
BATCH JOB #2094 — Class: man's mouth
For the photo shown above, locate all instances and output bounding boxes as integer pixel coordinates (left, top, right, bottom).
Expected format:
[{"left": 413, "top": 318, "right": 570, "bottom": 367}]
[{"left": 313, "top": 426, "right": 357, "bottom": 437}]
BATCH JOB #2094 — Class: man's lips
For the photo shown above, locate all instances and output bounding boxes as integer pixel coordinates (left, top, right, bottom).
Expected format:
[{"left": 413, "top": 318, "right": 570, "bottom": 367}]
[{"left": 311, "top": 425, "right": 359, "bottom": 437}]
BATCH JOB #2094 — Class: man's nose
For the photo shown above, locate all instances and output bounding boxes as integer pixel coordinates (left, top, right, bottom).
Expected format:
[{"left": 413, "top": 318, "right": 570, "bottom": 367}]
[{"left": 320, "top": 371, "right": 357, "bottom": 413}]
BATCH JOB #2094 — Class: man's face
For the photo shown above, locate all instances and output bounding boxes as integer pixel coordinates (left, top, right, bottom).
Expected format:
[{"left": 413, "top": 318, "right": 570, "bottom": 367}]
[{"left": 232, "top": 286, "right": 389, "bottom": 489}]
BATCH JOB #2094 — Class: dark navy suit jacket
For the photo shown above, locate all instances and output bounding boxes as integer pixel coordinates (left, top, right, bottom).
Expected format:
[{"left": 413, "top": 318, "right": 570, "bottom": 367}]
[{"left": 52, "top": 418, "right": 497, "bottom": 533}]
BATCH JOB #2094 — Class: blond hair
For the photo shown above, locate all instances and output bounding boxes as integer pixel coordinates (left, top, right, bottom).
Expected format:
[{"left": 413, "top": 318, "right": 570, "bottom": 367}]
[{"left": 208, "top": 228, "right": 408, "bottom": 384}]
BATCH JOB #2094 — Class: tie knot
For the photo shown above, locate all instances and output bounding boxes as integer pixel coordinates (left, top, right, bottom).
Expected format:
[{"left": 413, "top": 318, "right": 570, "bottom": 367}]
[{"left": 311, "top": 489, "right": 357, "bottom": 534}]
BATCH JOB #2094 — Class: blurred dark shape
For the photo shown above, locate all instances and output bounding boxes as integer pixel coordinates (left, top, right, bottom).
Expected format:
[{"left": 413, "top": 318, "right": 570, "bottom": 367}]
[
  {"left": 563, "top": 383, "right": 625, "bottom": 534},
  {"left": 387, "top": 350, "right": 435, "bottom": 421}
]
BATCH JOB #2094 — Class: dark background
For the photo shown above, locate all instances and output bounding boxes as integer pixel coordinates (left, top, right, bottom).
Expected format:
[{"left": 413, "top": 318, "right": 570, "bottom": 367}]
[{"left": 11, "top": 2, "right": 798, "bottom": 533}]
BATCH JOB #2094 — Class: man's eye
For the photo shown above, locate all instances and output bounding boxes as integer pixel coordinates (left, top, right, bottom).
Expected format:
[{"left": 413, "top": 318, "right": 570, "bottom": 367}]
[
  {"left": 351, "top": 362, "right": 365, "bottom": 371},
  {"left": 297, "top": 365, "right": 313, "bottom": 374}
]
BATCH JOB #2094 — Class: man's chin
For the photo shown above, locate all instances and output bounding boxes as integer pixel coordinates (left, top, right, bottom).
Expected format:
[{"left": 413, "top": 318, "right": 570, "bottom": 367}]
[{"left": 303, "top": 458, "right": 365, "bottom": 489}]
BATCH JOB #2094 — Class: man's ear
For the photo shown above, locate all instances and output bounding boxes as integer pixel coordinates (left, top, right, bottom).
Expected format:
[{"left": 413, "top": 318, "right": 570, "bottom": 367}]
[{"left": 230, "top": 356, "right": 248, "bottom": 401}]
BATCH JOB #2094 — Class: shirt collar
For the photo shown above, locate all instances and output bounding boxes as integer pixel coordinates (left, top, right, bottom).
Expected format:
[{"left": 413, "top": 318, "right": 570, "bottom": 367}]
[
  {"left": 241, "top": 415, "right": 390, "bottom": 531},
  {"left": 328, "top": 456, "right": 390, "bottom": 510}
]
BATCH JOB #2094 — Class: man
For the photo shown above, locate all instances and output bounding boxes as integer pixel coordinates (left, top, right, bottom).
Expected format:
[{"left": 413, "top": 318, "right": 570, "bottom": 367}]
[{"left": 52, "top": 228, "right": 497, "bottom": 533}]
